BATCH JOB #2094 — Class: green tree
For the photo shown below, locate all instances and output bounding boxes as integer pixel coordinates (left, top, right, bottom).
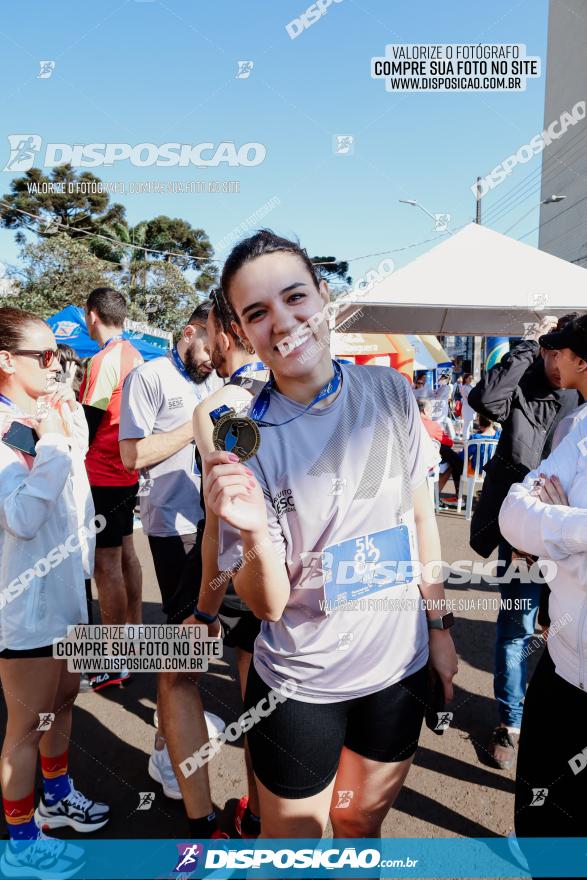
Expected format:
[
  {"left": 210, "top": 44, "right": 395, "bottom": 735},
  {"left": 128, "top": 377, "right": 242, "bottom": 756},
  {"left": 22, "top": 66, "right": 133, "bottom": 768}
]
[
  {"left": 126, "top": 261, "right": 204, "bottom": 337},
  {"left": 0, "top": 165, "right": 128, "bottom": 264},
  {"left": 140, "top": 215, "right": 217, "bottom": 290},
  {"left": 16, "top": 234, "right": 114, "bottom": 316},
  {"left": 311, "top": 256, "right": 351, "bottom": 287}
]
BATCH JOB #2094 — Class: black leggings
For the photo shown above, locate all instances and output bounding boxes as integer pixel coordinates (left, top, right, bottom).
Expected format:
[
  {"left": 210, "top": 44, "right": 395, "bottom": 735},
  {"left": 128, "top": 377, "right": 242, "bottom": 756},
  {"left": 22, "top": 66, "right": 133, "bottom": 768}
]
[
  {"left": 440, "top": 444, "right": 463, "bottom": 493},
  {"left": 515, "top": 647, "right": 585, "bottom": 878}
]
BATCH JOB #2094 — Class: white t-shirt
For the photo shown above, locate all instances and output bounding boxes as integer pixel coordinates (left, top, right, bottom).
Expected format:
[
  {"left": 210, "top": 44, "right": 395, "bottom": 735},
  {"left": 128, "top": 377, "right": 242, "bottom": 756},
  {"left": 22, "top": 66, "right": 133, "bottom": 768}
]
[
  {"left": 119, "top": 354, "right": 220, "bottom": 537},
  {"left": 219, "top": 364, "right": 430, "bottom": 703},
  {"left": 460, "top": 383, "right": 476, "bottom": 422}
]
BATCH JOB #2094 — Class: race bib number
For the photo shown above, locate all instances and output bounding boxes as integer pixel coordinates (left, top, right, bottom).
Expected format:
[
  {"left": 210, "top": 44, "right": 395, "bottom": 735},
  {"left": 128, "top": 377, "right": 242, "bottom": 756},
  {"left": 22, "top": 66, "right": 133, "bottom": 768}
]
[{"left": 322, "top": 525, "right": 415, "bottom": 610}]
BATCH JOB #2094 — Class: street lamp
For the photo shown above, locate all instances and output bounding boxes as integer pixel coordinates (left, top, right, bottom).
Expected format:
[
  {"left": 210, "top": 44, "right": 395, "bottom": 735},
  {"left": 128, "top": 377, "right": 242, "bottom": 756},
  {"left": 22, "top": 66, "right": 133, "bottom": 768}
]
[
  {"left": 398, "top": 199, "right": 453, "bottom": 234},
  {"left": 502, "top": 195, "right": 567, "bottom": 235}
]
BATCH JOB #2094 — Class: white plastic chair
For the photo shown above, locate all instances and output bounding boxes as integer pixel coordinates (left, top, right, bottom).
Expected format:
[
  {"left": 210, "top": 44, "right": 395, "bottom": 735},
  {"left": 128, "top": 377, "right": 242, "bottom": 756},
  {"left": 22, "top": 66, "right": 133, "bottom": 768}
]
[{"left": 457, "top": 438, "right": 498, "bottom": 520}]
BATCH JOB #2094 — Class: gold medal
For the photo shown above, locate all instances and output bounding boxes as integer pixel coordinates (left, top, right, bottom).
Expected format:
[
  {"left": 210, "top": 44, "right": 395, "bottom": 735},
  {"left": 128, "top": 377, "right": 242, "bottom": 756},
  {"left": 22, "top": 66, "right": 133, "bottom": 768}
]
[{"left": 212, "top": 409, "right": 261, "bottom": 462}]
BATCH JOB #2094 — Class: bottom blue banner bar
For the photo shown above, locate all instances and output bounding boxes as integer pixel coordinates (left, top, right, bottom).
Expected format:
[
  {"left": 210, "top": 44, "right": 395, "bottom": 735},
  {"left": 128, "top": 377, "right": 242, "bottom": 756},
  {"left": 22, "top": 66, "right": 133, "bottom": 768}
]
[{"left": 0, "top": 837, "right": 585, "bottom": 879}]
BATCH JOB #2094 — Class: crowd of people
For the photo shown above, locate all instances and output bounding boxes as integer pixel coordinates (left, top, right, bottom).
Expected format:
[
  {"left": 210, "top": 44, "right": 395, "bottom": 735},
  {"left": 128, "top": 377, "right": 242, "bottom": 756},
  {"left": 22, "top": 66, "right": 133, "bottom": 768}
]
[{"left": 0, "top": 229, "right": 585, "bottom": 877}]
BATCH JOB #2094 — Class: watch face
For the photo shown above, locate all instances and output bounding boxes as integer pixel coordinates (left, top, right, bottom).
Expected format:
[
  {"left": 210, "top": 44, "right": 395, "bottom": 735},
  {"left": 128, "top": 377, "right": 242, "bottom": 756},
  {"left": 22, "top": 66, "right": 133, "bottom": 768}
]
[{"left": 443, "top": 612, "right": 455, "bottom": 629}]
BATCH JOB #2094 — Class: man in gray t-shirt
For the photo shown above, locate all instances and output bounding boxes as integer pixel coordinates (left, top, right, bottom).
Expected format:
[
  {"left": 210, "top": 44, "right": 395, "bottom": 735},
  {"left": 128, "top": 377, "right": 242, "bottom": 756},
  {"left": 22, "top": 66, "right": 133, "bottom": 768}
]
[
  {"left": 219, "top": 363, "right": 431, "bottom": 703},
  {"left": 119, "top": 302, "right": 224, "bottom": 834}
]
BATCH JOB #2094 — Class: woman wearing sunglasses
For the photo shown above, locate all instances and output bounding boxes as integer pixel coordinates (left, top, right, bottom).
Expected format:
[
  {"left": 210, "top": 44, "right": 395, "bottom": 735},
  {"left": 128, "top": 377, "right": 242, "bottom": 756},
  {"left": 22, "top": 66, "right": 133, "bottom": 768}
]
[
  {"left": 204, "top": 231, "right": 457, "bottom": 839},
  {"left": 0, "top": 308, "right": 108, "bottom": 875}
]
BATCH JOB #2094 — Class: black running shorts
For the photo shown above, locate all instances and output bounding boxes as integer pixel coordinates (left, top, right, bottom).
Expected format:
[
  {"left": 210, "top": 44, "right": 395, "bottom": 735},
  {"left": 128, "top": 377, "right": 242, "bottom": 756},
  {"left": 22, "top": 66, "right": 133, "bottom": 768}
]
[{"left": 244, "top": 662, "right": 428, "bottom": 799}]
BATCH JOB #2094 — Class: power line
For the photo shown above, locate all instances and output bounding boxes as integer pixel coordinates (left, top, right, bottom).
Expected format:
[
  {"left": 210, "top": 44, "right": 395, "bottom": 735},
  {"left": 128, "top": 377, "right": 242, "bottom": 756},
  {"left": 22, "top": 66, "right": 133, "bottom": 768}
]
[
  {"left": 515, "top": 194, "right": 587, "bottom": 242},
  {"left": 482, "top": 124, "right": 587, "bottom": 226},
  {"left": 0, "top": 198, "right": 464, "bottom": 269}
]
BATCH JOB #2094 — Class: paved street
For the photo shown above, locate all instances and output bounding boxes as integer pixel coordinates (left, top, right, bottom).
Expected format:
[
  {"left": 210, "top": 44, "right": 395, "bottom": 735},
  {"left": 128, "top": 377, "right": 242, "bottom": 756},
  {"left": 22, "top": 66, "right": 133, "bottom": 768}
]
[{"left": 1, "top": 509, "right": 538, "bottom": 850}]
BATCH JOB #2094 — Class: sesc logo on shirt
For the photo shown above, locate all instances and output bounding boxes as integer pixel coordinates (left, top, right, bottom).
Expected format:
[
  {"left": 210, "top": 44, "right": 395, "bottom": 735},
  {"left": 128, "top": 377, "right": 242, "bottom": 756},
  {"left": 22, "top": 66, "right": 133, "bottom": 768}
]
[
  {"left": 168, "top": 396, "right": 184, "bottom": 410},
  {"left": 273, "top": 488, "right": 296, "bottom": 519}
]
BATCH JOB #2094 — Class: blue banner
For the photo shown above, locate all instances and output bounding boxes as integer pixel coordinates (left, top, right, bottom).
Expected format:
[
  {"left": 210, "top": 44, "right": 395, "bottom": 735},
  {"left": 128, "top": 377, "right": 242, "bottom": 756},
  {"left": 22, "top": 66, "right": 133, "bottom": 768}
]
[{"left": 1, "top": 837, "right": 585, "bottom": 878}]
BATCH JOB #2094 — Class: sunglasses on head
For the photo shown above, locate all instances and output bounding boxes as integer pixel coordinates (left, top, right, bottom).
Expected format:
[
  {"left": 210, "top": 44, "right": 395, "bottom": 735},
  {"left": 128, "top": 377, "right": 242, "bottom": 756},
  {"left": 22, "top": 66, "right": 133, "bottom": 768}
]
[
  {"left": 209, "top": 288, "right": 236, "bottom": 329},
  {"left": 13, "top": 348, "right": 61, "bottom": 368}
]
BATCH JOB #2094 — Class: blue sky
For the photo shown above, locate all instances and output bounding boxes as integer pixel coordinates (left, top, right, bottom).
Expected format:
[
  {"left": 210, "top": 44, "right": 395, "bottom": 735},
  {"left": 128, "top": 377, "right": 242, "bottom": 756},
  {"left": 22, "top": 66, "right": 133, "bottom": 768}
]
[{"left": 0, "top": 0, "right": 550, "bottom": 283}]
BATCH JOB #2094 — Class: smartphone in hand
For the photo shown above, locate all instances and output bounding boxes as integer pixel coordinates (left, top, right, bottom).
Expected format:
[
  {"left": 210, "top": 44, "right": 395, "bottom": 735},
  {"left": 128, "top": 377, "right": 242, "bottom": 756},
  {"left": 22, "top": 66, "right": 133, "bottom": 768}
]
[{"left": 2, "top": 421, "right": 39, "bottom": 457}]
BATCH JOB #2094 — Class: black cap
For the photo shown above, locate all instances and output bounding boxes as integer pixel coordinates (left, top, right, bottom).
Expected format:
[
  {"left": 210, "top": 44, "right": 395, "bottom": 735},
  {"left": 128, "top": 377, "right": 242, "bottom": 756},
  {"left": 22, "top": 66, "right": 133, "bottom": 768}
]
[{"left": 539, "top": 315, "right": 587, "bottom": 361}]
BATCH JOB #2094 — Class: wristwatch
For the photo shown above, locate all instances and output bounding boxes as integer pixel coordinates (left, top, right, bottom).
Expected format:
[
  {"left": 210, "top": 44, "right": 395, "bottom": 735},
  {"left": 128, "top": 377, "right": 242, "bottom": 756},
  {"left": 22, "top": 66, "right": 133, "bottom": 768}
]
[
  {"left": 193, "top": 607, "right": 218, "bottom": 624},
  {"left": 427, "top": 612, "right": 455, "bottom": 631}
]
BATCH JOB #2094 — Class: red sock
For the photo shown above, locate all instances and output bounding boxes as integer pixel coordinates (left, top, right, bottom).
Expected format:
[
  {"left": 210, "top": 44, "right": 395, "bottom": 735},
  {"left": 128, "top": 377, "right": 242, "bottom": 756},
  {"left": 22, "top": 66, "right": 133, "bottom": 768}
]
[{"left": 3, "top": 791, "right": 37, "bottom": 840}]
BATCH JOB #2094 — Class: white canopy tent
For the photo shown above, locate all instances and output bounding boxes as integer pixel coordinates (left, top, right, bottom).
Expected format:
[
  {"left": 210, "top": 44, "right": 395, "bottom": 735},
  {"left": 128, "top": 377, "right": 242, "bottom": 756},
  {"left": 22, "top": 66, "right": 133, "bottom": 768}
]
[{"left": 335, "top": 223, "right": 587, "bottom": 336}]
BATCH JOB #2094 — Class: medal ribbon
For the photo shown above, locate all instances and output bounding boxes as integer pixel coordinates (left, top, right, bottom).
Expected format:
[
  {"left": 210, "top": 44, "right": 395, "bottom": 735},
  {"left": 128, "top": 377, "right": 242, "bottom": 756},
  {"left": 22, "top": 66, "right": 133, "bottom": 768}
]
[
  {"left": 100, "top": 334, "right": 124, "bottom": 350},
  {"left": 170, "top": 346, "right": 202, "bottom": 389},
  {"left": 0, "top": 393, "right": 16, "bottom": 409},
  {"left": 229, "top": 361, "right": 265, "bottom": 382},
  {"left": 250, "top": 360, "right": 343, "bottom": 428}
]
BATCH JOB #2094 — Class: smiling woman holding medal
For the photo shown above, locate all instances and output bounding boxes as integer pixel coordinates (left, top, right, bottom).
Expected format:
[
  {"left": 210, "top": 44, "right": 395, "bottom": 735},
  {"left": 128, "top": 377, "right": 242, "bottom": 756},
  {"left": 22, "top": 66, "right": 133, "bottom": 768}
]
[{"left": 203, "top": 231, "right": 458, "bottom": 840}]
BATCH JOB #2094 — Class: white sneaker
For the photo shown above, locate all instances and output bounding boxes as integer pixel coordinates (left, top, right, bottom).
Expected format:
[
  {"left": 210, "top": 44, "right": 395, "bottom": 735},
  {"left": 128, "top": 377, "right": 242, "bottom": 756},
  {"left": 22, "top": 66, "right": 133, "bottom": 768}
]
[
  {"left": 0, "top": 830, "right": 85, "bottom": 879},
  {"left": 204, "top": 711, "right": 225, "bottom": 739},
  {"left": 78, "top": 674, "right": 92, "bottom": 693},
  {"left": 148, "top": 741, "right": 182, "bottom": 800},
  {"left": 153, "top": 709, "right": 226, "bottom": 739},
  {"left": 35, "top": 780, "right": 109, "bottom": 833}
]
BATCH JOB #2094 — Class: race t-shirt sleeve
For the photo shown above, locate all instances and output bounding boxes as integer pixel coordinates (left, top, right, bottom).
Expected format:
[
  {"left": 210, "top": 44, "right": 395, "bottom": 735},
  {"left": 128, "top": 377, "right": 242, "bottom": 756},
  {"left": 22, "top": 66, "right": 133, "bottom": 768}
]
[
  {"left": 119, "top": 368, "right": 161, "bottom": 440},
  {"left": 80, "top": 352, "right": 119, "bottom": 412},
  {"left": 402, "top": 378, "right": 430, "bottom": 488},
  {"left": 217, "top": 460, "right": 287, "bottom": 574}
]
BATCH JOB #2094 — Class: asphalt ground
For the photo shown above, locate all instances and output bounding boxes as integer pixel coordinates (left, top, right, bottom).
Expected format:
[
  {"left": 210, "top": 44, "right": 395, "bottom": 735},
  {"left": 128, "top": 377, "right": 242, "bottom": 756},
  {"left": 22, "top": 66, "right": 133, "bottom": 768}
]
[{"left": 0, "top": 503, "right": 540, "bottom": 865}]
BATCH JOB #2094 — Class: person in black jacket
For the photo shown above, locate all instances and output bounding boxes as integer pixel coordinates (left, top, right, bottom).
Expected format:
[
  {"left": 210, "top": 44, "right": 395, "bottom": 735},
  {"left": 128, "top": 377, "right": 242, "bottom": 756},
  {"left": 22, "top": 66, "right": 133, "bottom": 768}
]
[{"left": 468, "top": 314, "right": 580, "bottom": 770}]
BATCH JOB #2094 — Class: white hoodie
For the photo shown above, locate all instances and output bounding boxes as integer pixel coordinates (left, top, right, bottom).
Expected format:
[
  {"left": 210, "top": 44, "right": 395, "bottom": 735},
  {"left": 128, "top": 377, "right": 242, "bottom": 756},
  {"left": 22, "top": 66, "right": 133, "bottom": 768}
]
[
  {"left": 499, "top": 403, "right": 587, "bottom": 691},
  {"left": 0, "top": 402, "right": 95, "bottom": 651}
]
